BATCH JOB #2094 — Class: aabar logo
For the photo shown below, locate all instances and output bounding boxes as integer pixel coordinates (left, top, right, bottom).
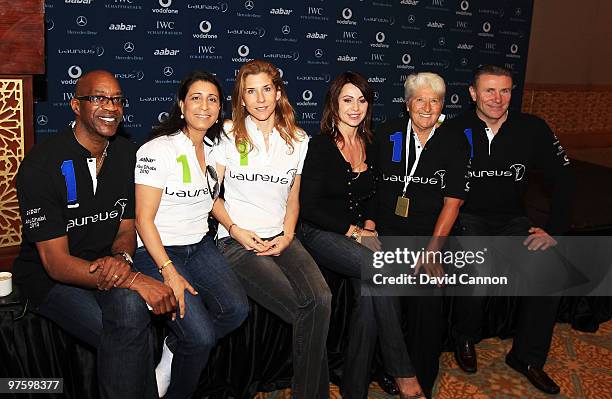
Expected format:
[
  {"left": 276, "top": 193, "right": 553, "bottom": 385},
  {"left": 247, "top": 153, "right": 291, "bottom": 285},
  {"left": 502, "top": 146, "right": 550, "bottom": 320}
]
[
  {"left": 109, "top": 23, "right": 136, "bottom": 31},
  {"left": 306, "top": 32, "right": 327, "bottom": 39},
  {"left": 270, "top": 8, "right": 292, "bottom": 15},
  {"left": 153, "top": 48, "right": 180, "bottom": 56}
]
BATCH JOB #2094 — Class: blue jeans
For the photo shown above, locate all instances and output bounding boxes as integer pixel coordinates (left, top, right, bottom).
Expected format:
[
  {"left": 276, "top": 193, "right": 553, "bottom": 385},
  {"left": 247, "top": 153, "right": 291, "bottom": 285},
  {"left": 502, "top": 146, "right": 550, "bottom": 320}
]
[
  {"left": 299, "top": 222, "right": 414, "bottom": 399},
  {"left": 134, "top": 235, "right": 249, "bottom": 399},
  {"left": 218, "top": 236, "right": 331, "bottom": 399},
  {"left": 36, "top": 283, "right": 157, "bottom": 399}
]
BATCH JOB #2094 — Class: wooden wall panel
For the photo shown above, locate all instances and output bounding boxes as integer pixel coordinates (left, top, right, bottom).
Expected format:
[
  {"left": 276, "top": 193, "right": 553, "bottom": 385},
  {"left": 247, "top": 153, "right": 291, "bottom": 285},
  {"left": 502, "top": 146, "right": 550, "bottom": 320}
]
[{"left": 0, "top": 0, "right": 45, "bottom": 75}]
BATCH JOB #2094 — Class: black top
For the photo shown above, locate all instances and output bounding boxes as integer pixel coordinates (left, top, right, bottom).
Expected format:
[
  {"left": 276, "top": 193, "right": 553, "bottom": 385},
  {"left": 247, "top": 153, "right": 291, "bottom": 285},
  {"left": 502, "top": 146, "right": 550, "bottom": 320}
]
[
  {"left": 444, "top": 109, "right": 574, "bottom": 234},
  {"left": 300, "top": 134, "right": 376, "bottom": 234},
  {"left": 374, "top": 116, "right": 470, "bottom": 235},
  {"left": 13, "top": 127, "right": 137, "bottom": 305}
]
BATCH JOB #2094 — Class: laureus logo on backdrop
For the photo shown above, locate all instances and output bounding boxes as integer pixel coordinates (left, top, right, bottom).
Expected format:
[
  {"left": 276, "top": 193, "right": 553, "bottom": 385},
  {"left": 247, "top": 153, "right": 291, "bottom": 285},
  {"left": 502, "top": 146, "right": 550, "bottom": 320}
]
[{"left": 187, "top": 2, "right": 228, "bottom": 12}]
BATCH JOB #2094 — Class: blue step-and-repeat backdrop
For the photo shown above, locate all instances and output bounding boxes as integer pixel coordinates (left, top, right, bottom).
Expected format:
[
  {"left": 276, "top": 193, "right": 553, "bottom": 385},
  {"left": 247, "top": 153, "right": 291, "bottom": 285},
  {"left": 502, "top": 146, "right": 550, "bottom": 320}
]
[{"left": 36, "top": 0, "right": 533, "bottom": 144}]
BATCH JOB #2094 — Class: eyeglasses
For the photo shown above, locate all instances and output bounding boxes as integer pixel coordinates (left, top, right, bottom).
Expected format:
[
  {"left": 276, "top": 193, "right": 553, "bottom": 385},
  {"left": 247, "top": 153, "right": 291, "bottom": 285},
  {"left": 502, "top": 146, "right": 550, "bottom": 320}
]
[
  {"left": 206, "top": 165, "right": 220, "bottom": 200},
  {"left": 76, "top": 95, "right": 128, "bottom": 107}
]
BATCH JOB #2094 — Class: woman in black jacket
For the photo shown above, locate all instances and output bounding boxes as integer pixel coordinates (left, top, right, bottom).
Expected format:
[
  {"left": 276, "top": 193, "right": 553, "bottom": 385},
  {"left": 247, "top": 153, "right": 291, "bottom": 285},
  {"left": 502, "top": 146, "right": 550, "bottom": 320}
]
[{"left": 299, "top": 71, "right": 425, "bottom": 399}]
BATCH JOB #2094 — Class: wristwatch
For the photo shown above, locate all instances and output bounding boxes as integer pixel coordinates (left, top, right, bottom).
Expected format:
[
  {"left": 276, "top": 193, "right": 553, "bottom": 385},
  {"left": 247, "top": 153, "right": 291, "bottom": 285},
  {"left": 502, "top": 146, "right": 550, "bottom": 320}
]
[{"left": 113, "top": 251, "right": 134, "bottom": 266}]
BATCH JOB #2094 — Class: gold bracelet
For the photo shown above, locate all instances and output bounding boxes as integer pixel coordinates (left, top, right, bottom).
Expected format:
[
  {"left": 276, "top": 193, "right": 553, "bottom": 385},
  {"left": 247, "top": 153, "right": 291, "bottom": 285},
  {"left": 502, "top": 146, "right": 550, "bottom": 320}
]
[
  {"left": 127, "top": 272, "right": 141, "bottom": 288},
  {"left": 158, "top": 259, "right": 172, "bottom": 274}
]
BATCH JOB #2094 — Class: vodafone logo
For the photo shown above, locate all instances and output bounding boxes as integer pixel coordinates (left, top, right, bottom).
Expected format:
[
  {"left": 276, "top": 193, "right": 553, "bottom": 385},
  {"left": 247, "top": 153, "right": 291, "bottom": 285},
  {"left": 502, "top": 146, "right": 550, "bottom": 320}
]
[
  {"left": 482, "top": 22, "right": 491, "bottom": 33},
  {"left": 450, "top": 94, "right": 459, "bottom": 104},
  {"left": 158, "top": 112, "right": 169, "bottom": 122},
  {"left": 159, "top": 0, "right": 171, "bottom": 8},
  {"left": 460, "top": 0, "right": 469, "bottom": 11},
  {"left": 238, "top": 45, "right": 250, "bottom": 57},
  {"left": 342, "top": 7, "right": 352, "bottom": 20},
  {"left": 302, "top": 90, "right": 313, "bottom": 101},
  {"left": 510, "top": 44, "right": 518, "bottom": 54},
  {"left": 402, "top": 54, "right": 411, "bottom": 65},
  {"left": 199, "top": 20, "right": 212, "bottom": 33},
  {"left": 375, "top": 32, "right": 385, "bottom": 43},
  {"left": 68, "top": 65, "right": 82, "bottom": 79}
]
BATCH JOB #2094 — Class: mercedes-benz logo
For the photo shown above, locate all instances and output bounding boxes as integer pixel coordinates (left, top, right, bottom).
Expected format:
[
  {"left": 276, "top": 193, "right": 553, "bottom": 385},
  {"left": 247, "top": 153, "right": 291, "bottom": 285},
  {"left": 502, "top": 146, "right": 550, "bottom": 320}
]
[
  {"left": 238, "top": 45, "right": 249, "bottom": 57},
  {"left": 438, "top": 37, "right": 446, "bottom": 46},
  {"left": 36, "top": 115, "right": 48, "bottom": 126},
  {"left": 159, "top": 0, "right": 172, "bottom": 8},
  {"left": 460, "top": 57, "right": 468, "bottom": 66},
  {"left": 314, "top": 48, "right": 323, "bottom": 58},
  {"left": 68, "top": 65, "right": 82, "bottom": 79},
  {"left": 342, "top": 7, "right": 352, "bottom": 20},
  {"left": 76, "top": 16, "right": 87, "bottom": 27},
  {"left": 375, "top": 32, "right": 385, "bottom": 43},
  {"left": 158, "top": 112, "right": 169, "bottom": 123},
  {"left": 281, "top": 25, "right": 290, "bottom": 35},
  {"left": 407, "top": 15, "right": 416, "bottom": 24},
  {"left": 163, "top": 66, "right": 173, "bottom": 77},
  {"left": 244, "top": 0, "right": 254, "bottom": 11},
  {"left": 302, "top": 90, "right": 313, "bottom": 101},
  {"left": 401, "top": 54, "right": 411, "bottom": 65},
  {"left": 136, "top": 71, "right": 145, "bottom": 80},
  {"left": 200, "top": 20, "right": 212, "bottom": 33},
  {"left": 124, "top": 42, "right": 135, "bottom": 53},
  {"left": 373, "top": 92, "right": 380, "bottom": 100},
  {"left": 46, "top": 18, "right": 55, "bottom": 31},
  {"left": 515, "top": 8, "right": 522, "bottom": 17}
]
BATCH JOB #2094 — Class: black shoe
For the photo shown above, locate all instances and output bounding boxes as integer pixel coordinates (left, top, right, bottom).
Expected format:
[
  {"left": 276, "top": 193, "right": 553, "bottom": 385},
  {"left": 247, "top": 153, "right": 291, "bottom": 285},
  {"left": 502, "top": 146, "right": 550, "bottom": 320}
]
[
  {"left": 454, "top": 340, "right": 477, "bottom": 373},
  {"left": 375, "top": 372, "right": 399, "bottom": 396},
  {"left": 505, "top": 353, "right": 560, "bottom": 395}
]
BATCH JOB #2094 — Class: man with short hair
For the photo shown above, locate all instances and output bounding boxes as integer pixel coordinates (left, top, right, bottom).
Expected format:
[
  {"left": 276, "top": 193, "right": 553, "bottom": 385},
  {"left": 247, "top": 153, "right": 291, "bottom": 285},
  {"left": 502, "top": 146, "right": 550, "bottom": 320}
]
[
  {"left": 13, "top": 70, "right": 176, "bottom": 399},
  {"left": 446, "top": 65, "right": 574, "bottom": 395}
]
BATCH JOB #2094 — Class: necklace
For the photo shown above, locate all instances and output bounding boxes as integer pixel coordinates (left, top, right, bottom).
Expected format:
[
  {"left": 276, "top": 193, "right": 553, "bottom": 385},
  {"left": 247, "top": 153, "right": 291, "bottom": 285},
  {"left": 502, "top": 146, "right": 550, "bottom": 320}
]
[{"left": 72, "top": 124, "right": 109, "bottom": 172}]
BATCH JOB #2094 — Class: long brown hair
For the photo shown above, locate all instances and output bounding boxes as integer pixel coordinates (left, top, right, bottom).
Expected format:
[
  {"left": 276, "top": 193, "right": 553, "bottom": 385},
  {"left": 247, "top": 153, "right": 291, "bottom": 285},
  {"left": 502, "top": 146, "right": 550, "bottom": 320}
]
[
  {"left": 231, "top": 60, "right": 304, "bottom": 153},
  {"left": 320, "top": 71, "right": 374, "bottom": 147}
]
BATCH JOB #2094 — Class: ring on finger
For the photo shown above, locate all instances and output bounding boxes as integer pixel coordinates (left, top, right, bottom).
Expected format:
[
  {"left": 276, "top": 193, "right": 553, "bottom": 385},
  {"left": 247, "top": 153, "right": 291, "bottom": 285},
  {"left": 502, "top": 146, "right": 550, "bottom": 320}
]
[{"left": 113, "top": 274, "right": 119, "bottom": 279}]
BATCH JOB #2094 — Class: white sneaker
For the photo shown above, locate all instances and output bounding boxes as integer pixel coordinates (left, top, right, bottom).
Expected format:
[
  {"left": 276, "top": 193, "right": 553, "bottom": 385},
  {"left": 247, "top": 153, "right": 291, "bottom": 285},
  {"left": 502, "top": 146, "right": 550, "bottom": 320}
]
[{"left": 155, "top": 337, "right": 174, "bottom": 398}]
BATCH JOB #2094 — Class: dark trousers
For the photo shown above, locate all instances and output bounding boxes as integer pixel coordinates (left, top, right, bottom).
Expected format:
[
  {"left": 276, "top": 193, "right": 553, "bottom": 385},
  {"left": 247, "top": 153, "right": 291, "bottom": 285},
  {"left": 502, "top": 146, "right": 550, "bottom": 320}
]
[
  {"left": 452, "top": 213, "right": 561, "bottom": 367},
  {"left": 218, "top": 236, "right": 332, "bottom": 399},
  {"left": 36, "top": 284, "right": 157, "bottom": 399},
  {"left": 134, "top": 235, "right": 249, "bottom": 399},
  {"left": 299, "top": 222, "right": 414, "bottom": 399}
]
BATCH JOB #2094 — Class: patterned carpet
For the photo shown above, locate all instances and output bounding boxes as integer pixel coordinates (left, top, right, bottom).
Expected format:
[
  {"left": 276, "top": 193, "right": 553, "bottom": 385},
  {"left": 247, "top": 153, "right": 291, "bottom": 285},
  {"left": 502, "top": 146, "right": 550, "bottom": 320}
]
[{"left": 256, "top": 321, "right": 611, "bottom": 399}]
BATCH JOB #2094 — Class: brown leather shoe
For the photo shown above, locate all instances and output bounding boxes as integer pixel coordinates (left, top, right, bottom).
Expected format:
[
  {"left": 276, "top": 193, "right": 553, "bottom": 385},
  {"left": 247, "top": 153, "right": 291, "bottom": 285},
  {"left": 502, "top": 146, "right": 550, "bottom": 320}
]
[
  {"left": 454, "top": 340, "right": 477, "bottom": 373},
  {"left": 505, "top": 353, "right": 560, "bottom": 395}
]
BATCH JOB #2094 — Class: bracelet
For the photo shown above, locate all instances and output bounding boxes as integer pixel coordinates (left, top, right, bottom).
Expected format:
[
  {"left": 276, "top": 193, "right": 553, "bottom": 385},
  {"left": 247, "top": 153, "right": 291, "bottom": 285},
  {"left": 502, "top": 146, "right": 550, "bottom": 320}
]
[
  {"left": 158, "top": 259, "right": 172, "bottom": 274},
  {"left": 228, "top": 223, "right": 238, "bottom": 237},
  {"left": 127, "top": 272, "right": 141, "bottom": 288}
]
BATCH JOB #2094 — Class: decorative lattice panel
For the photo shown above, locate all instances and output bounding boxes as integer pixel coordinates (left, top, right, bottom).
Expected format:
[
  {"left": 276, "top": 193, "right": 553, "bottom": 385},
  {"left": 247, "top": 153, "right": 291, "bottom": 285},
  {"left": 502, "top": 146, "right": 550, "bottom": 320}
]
[{"left": 0, "top": 79, "right": 24, "bottom": 247}]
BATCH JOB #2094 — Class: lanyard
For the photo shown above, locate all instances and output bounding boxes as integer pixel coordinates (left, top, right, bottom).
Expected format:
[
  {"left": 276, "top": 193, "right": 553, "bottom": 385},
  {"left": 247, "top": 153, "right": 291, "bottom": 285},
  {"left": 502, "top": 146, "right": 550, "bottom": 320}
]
[{"left": 401, "top": 119, "right": 436, "bottom": 196}]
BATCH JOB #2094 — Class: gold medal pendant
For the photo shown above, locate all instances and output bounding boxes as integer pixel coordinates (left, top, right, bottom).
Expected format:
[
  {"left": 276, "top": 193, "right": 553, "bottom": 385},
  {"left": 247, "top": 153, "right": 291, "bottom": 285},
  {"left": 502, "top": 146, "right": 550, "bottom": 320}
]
[{"left": 395, "top": 196, "right": 410, "bottom": 217}]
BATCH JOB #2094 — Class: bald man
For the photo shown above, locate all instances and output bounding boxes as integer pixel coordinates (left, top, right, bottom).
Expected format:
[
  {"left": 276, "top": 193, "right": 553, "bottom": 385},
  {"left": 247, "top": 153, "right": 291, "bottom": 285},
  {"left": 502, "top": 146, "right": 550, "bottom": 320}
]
[{"left": 13, "top": 70, "right": 175, "bottom": 399}]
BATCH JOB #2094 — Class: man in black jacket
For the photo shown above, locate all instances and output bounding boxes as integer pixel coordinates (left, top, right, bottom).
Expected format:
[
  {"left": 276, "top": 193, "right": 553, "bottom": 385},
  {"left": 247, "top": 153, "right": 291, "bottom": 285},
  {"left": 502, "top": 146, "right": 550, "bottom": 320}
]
[{"left": 447, "top": 65, "right": 574, "bottom": 395}]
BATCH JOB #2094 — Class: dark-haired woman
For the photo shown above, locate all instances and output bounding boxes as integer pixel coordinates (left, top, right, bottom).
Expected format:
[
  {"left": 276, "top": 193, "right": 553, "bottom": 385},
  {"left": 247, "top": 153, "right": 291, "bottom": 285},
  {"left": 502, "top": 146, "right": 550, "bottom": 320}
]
[
  {"left": 213, "top": 60, "right": 331, "bottom": 399},
  {"left": 299, "top": 71, "right": 425, "bottom": 399},
  {"left": 133, "top": 71, "right": 249, "bottom": 399}
]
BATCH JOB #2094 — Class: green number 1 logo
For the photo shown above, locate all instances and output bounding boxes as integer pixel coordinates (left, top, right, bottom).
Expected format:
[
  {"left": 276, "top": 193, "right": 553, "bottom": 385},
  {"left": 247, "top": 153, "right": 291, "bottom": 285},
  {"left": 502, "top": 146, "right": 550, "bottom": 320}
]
[
  {"left": 238, "top": 141, "right": 249, "bottom": 166},
  {"left": 176, "top": 154, "right": 192, "bottom": 183}
]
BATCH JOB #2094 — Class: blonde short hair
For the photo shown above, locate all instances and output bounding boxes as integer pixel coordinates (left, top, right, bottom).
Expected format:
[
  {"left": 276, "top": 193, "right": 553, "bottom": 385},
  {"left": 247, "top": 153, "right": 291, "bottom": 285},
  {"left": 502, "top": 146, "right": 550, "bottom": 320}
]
[{"left": 403, "top": 72, "right": 446, "bottom": 104}]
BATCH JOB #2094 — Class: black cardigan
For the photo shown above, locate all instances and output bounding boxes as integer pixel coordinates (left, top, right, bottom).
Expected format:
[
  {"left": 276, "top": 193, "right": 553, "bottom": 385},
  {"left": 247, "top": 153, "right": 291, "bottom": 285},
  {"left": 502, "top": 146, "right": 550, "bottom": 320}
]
[{"left": 300, "top": 134, "right": 376, "bottom": 234}]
